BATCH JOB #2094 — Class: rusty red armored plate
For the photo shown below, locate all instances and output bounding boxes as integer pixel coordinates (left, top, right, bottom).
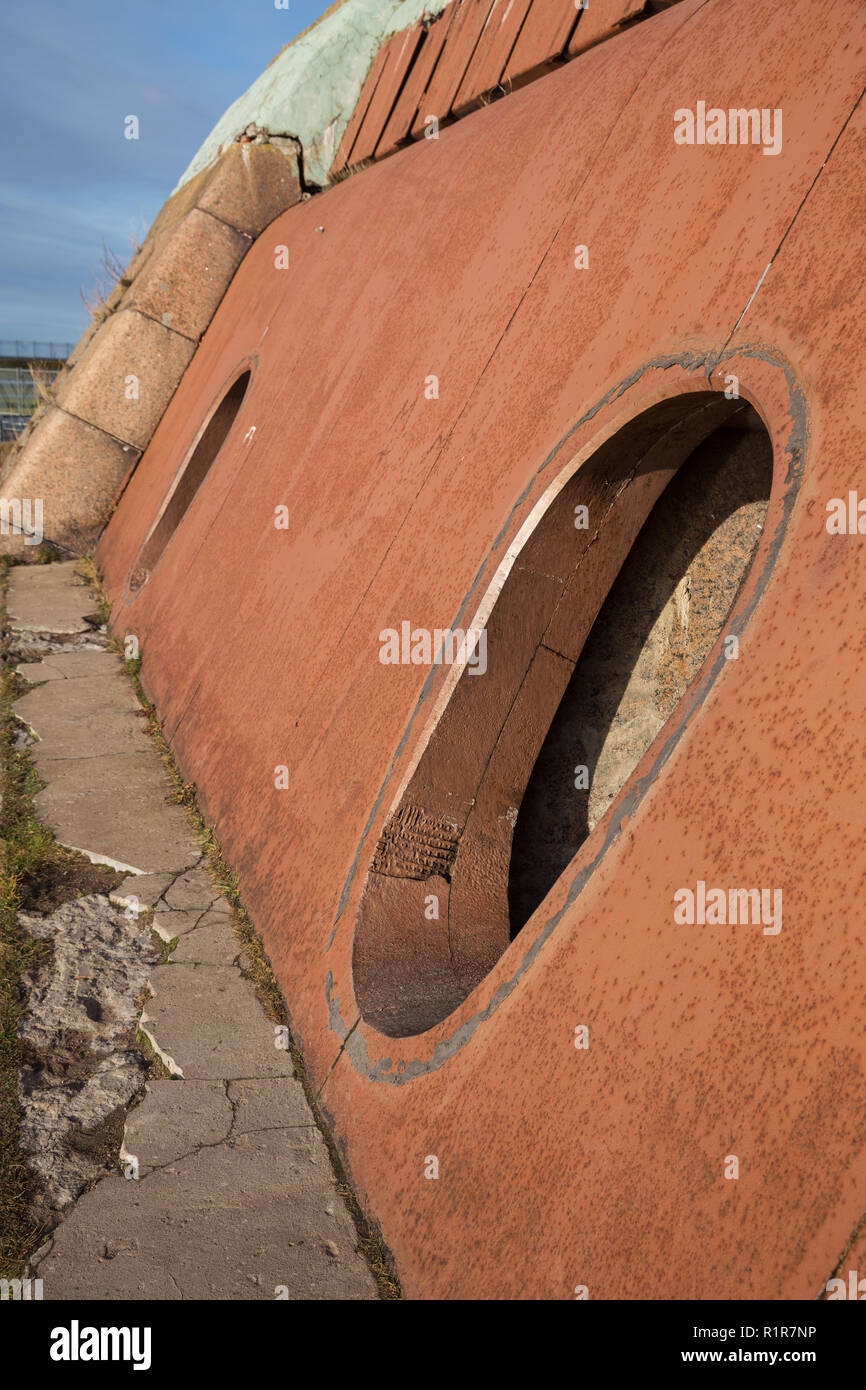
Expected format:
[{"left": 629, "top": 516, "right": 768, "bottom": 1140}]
[{"left": 98, "top": 0, "right": 866, "bottom": 1299}]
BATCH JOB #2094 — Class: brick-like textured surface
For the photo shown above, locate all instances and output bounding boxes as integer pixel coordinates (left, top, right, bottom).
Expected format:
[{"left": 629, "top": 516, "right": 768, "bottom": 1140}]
[
  {"left": 378, "top": 8, "right": 460, "bottom": 155},
  {"left": 121, "top": 208, "right": 249, "bottom": 342},
  {"left": 332, "top": 41, "right": 393, "bottom": 172},
  {"left": 568, "top": 0, "right": 647, "bottom": 54},
  {"left": 452, "top": 0, "right": 534, "bottom": 113},
  {"left": 54, "top": 308, "right": 195, "bottom": 451},
  {"left": 503, "top": 0, "right": 580, "bottom": 85},
  {"left": 421, "top": 0, "right": 498, "bottom": 125},
  {"left": 349, "top": 24, "right": 427, "bottom": 165},
  {"left": 337, "top": 0, "right": 675, "bottom": 167}
]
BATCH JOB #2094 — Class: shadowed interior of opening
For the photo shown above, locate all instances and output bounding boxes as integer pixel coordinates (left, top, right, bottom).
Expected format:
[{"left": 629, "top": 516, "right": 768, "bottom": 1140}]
[
  {"left": 508, "top": 412, "right": 772, "bottom": 936},
  {"left": 129, "top": 368, "right": 251, "bottom": 590}
]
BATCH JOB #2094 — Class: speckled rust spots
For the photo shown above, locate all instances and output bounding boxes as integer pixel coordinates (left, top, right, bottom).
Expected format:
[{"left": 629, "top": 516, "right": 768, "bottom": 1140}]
[{"left": 97, "top": 0, "right": 866, "bottom": 1299}]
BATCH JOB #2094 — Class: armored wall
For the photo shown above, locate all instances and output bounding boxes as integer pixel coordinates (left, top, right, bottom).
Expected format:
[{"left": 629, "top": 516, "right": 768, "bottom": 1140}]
[{"left": 89, "top": 0, "right": 866, "bottom": 1299}]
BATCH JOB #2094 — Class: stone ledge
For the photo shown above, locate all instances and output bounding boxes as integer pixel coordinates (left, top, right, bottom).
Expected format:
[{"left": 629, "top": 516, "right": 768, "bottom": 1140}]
[
  {"left": 55, "top": 308, "right": 196, "bottom": 452},
  {"left": 0, "top": 410, "right": 140, "bottom": 557}
]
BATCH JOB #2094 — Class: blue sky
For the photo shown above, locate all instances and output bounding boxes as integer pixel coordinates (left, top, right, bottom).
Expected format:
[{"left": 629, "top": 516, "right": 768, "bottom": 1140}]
[{"left": 0, "top": 0, "right": 324, "bottom": 346}]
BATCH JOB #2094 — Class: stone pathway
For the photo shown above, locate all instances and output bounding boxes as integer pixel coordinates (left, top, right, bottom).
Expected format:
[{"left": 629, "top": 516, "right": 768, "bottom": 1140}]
[{"left": 10, "top": 561, "right": 377, "bottom": 1300}]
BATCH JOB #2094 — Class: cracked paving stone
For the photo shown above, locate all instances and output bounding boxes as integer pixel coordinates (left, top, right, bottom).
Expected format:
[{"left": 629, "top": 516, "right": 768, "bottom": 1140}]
[
  {"left": 123, "top": 1080, "right": 232, "bottom": 1173},
  {"left": 141, "top": 965, "right": 296, "bottom": 1080},
  {"left": 162, "top": 867, "right": 222, "bottom": 913},
  {"left": 15, "top": 675, "right": 154, "bottom": 763},
  {"left": 227, "top": 1078, "right": 316, "bottom": 1134},
  {"left": 111, "top": 873, "right": 176, "bottom": 912},
  {"left": 30, "top": 1129, "right": 378, "bottom": 1300},
  {"left": 152, "top": 906, "right": 209, "bottom": 940},
  {"left": 170, "top": 914, "right": 240, "bottom": 966},
  {"left": 201, "top": 896, "right": 232, "bottom": 917},
  {"left": 13, "top": 560, "right": 379, "bottom": 1301},
  {"left": 7, "top": 561, "right": 99, "bottom": 635},
  {"left": 17, "top": 650, "right": 122, "bottom": 682},
  {"left": 33, "top": 753, "right": 201, "bottom": 875}
]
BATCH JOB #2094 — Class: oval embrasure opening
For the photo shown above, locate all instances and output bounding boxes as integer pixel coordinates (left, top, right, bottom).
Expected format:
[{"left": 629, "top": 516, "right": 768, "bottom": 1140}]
[
  {"left": 352, "top": 393, "right": 773, "bottom": 1038},
  {"left": 128, "top": 367, "right": 251, "bottom": 593}
]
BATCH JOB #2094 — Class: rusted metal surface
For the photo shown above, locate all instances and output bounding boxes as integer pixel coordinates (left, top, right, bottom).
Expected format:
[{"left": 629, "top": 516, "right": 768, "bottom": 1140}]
[{"left": 98, "top": 0, "right": 866, "bottom": 1298}]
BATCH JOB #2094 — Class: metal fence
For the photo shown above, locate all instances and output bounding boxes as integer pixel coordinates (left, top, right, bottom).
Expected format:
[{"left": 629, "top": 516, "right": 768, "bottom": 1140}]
[
  {"left": 0, "top": 366, "right": 58, "bottom": 413},
  {"left": 0, "top": 414, "right": 29, "bottom": 441},
  {"left": 0, "top": 340, "right": 73, "bottom": 361},
  {"left": 0, "top": 365, "right": 61, "bottom": 441}
]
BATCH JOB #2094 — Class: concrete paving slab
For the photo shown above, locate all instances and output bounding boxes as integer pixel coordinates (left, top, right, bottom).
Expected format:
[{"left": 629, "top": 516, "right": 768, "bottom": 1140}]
[
  {"left": 18, "top": 650, "right": 123, "bottom": 682},
  {"left": 200, "top": 897, "right": 232, "bottom": 918},
  {"left": 111, "top": 873, "right": 176, "bottom": 911},
  {"left": 162, "top": 867, "right": 221, "bottom": 912},
  {"left": 7, "top": 561, "right": 98, "bottom": 635},
  {"left": 141, "top": 965, "right": 296, "bottom": 1080},
  {"left": 152, "top": 907, "right": 209, "bottom": 940},
  {"left": 171, "top": 916, "right": 240, "bottom": 966},
  {"left": 16, "top": 659, "right": 67, "bottom": 682},
  {"left": 123, "top": 1080, "right": 232, "bottom": 1173},
  {"left": 228, "top": 1078, "right": 316, "bottom": 1135},
  {"left": 34, "top": 753, "right": 201, "bottom": 875},
  {"left": 13, "top": 558, "right": 381, "bottom": 1300},
  {"left": 31, "top": 1129, "right": 378, "bottom": 1300},
  {"left": 17, "top": 679, "right": 152, "bottom": 762}
]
